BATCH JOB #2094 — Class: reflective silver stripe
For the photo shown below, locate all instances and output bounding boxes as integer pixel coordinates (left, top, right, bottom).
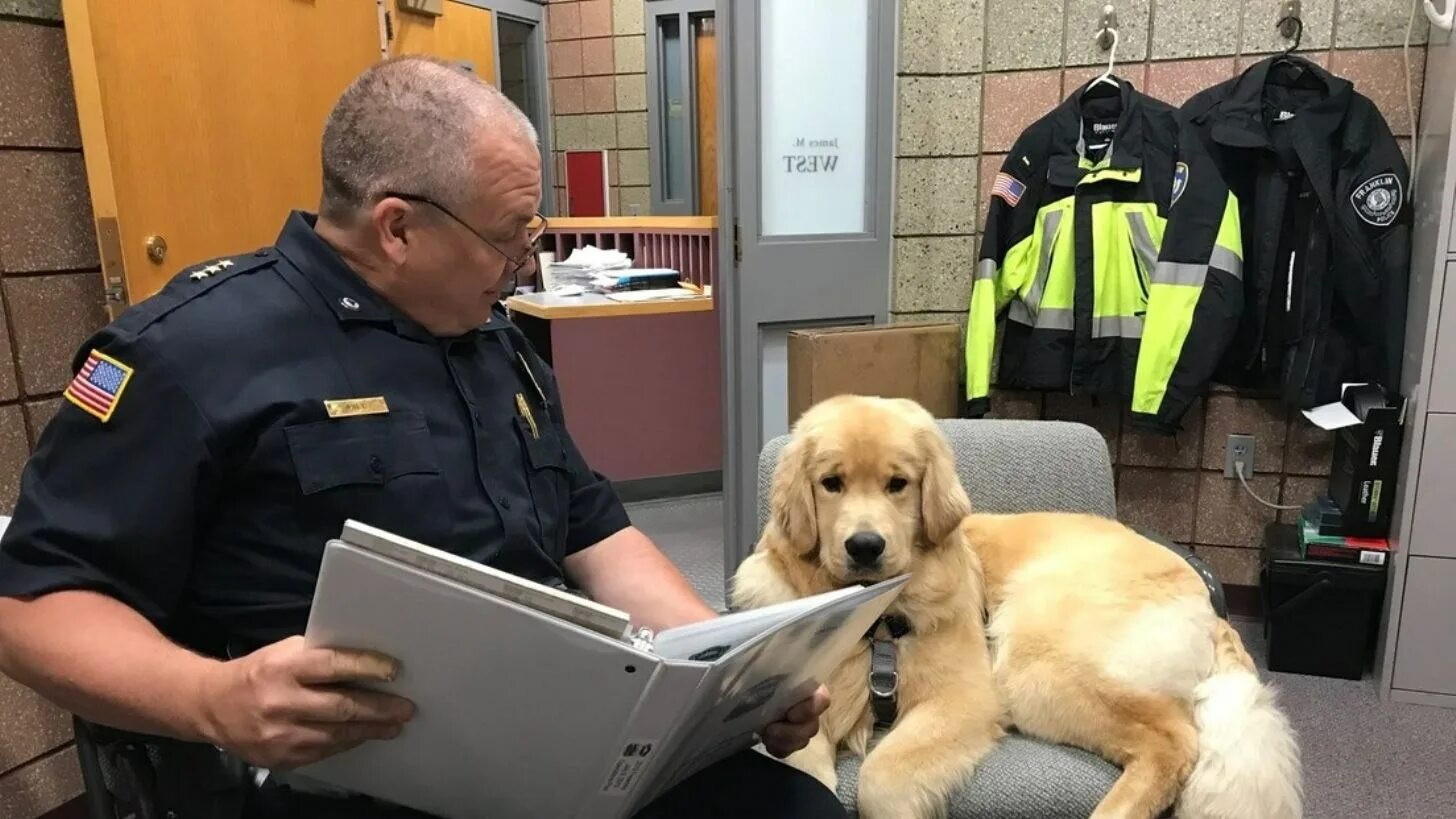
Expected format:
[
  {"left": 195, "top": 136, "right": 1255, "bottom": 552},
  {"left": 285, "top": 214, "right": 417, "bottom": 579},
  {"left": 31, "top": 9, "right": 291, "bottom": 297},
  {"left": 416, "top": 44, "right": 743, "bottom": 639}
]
[
  {"left": 1024, "top": 209, "right": 1063, "bottom": 312},
  {"left": 1010, "top": 305, "right": 1136, "bottom": 336},
  {"left": 1153, "top": 246, "right": 1243, "bottom": 287},
  {"left": 1152, "top": 261, "right": 1208, "bottom": 286},
  {"left": 1093, "top": 315, "right": 1144, "bottom": 339},
  {"left": 1125, "top": 212, "right": 1159, "bottom": 276},
  {"left": 1211, "top": 245, "right": 1243, "bottom": 280},
  {"left": 1031, "top": 306, "right": 1074, "bottom": 330},
  {"left": 974, "top": 258, "right": 998, "bottom": 281}
]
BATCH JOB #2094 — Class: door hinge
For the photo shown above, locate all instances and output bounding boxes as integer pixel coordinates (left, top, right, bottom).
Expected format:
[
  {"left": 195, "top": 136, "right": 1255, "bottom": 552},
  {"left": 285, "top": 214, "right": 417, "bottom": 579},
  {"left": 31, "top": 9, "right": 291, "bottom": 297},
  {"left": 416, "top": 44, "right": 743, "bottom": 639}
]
[{"left": 733, "top": 220, "right": 741, "bottom": 262}]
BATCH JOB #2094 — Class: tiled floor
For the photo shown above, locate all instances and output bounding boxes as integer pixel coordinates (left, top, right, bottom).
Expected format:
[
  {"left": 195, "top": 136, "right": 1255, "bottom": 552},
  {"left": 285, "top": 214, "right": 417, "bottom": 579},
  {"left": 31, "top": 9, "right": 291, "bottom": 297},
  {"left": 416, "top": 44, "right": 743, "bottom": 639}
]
[{"left": 633, "top": 493, "right": 1456, "bottom": 819}]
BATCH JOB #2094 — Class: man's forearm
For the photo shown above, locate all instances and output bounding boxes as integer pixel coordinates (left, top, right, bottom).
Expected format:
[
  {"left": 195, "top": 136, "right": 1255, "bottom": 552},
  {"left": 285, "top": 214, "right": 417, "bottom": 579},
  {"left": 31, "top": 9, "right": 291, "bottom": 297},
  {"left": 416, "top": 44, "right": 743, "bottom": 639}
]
[
  {"left": 564, "top": 527, "right": 719, "bottom": 632},
  {"left": 0, "top": 590, "right": 219, "bottom": 742}
]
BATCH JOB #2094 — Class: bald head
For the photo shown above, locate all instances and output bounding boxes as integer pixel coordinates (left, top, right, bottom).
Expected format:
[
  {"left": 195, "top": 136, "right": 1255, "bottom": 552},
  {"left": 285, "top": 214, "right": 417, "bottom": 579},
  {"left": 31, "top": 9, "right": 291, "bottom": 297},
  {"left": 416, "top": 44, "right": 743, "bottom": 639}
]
[{"left": 318, "top": 55, "right": 538, "bottom": 224}]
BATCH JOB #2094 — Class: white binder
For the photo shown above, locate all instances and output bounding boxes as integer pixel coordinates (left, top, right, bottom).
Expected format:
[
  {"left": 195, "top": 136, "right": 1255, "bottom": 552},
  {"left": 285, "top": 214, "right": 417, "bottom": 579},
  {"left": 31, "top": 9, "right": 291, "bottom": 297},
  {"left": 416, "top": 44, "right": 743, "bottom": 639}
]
[{"left": 294, "top": 520, "right": 907, "bottom": 819}]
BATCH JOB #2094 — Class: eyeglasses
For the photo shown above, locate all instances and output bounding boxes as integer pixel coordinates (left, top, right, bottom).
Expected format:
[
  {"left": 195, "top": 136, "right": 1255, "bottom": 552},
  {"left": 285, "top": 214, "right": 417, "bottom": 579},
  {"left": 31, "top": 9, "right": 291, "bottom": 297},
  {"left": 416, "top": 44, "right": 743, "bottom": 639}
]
[{"left": 382, "top": 190, "right": 548, "bottom": 280}]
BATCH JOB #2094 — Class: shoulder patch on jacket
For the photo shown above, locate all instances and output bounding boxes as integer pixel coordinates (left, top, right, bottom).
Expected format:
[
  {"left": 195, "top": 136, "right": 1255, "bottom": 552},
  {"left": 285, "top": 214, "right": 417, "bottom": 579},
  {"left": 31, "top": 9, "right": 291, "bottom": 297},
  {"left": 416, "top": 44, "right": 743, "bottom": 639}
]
[
  {"left": 1171, "top": 162, "right": 1190, "bottom": 206},
  {"left": 1351, "top": 172, "right": 1402, "bottom": 227}
]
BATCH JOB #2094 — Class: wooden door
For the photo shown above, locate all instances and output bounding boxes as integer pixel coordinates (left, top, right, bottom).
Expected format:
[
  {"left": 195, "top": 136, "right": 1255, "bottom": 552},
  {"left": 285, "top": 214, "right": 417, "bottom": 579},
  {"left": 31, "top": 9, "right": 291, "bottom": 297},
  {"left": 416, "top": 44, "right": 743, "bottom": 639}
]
[
  {"left": 389, "top": 0, "right": 496, "bottom": 79},
  {"left": 694, "top": 15, "right": 717, "bottom": 217},
  {"left": 65, "top": 0, "right": 382, "bottom": 313}
]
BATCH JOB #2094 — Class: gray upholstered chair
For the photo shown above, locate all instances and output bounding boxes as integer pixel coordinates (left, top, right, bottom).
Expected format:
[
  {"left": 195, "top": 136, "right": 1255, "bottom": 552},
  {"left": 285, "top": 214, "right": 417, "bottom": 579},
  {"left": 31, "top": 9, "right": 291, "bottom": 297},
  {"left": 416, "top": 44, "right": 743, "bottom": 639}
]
[{"left": 751, "top": 419, "right": 1225, "bottom": 818}]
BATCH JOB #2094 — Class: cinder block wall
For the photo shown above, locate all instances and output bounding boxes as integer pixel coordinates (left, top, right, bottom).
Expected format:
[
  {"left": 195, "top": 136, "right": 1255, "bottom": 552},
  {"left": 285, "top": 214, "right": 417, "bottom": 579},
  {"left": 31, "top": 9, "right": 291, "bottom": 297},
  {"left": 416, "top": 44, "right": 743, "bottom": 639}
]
[
  {"left": 890, "top": 0, "right": 1427, "bottom": 595},
  {"left": 545, "top": 0, "right": 651, "bottom": 216},
  {"left": 0, "top": 2, "right": 108, "bottom": 815}
]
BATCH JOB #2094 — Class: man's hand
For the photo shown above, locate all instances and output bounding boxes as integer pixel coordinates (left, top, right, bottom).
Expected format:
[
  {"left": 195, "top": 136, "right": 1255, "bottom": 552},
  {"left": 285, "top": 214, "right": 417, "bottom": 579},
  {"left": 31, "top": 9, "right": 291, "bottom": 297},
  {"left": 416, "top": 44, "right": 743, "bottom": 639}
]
[
  {"left": 760, "top": 684, "right": 830, "bottom": 758},
  {"left": 196, "top": 635, "right": 416, "bottom": 770}
]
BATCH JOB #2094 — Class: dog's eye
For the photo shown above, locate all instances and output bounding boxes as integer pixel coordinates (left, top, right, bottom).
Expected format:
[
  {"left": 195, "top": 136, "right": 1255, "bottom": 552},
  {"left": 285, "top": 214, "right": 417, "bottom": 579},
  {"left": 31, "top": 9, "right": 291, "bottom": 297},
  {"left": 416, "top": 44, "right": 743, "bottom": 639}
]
[
  {"left": 886, "top": 476, "right": 909, "bottom": 494},
  {"left": 820, "top": 476, "right": 843, "bottom": 493}
]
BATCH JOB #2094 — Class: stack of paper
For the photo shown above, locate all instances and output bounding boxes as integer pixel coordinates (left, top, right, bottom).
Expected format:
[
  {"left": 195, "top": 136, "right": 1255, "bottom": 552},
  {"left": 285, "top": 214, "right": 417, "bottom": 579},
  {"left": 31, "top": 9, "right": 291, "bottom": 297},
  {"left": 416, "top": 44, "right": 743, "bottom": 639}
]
[
  {"left": 554, "top": 245, "right": 633, "bottom": 271},
  {"left": 604, "top": 289, "right": 701, "bottom": 303}
]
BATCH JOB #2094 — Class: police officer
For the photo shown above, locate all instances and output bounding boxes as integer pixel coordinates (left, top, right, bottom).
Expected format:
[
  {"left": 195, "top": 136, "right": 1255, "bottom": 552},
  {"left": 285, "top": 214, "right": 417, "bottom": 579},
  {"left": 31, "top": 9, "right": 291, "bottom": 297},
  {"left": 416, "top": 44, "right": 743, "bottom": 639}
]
[{"left": 0, "top": 55, "right": 841, "bottom": 818}]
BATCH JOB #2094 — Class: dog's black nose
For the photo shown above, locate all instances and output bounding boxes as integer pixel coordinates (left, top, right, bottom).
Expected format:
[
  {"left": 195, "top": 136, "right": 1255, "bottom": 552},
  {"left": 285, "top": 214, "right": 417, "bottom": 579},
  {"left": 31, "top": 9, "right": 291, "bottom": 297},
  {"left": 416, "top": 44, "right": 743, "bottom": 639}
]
[{"left": 845, "top": 532, "right": 886, "bottom": 566}]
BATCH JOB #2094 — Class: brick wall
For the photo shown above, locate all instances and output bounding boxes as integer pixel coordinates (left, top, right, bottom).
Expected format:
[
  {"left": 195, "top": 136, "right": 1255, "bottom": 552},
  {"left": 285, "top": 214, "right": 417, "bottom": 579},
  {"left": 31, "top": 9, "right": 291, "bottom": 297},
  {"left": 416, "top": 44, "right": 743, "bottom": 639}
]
[
  {"left": 0, "top": 0, "right": 105, "bottom": 815},
  {"left": 545, "top": 0, "right": 651, "bottom": 216},
  {"left": 891, "top": 0, "right": 1427, "bottom": 592}
]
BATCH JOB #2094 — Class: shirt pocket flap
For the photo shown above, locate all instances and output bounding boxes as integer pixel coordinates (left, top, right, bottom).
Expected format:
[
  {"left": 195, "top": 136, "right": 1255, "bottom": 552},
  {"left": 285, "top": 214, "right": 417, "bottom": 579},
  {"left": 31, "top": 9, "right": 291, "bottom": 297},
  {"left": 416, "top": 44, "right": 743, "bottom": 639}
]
[
  {"left": 516, "top": 416, "right": 570, "bottom": 473},
  {"left": 286, "top": 411, "right": 440, "bottom": 495}
]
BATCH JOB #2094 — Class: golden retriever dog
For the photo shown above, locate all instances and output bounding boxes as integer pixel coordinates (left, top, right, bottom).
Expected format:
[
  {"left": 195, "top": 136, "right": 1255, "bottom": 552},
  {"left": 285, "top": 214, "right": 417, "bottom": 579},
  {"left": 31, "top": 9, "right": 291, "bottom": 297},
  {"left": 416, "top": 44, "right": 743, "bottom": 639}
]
[
  {"left": 963, "top": 511, "right": 1303, "bottom": 819},
  {"left": 730, "top": 395, "right": 1004, "bottom": 819}
]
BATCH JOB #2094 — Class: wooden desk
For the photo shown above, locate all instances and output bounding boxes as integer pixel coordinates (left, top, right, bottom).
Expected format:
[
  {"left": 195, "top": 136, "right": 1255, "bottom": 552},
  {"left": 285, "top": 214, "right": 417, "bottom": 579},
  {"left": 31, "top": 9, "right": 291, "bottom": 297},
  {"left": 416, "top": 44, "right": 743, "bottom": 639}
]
[
  {"left": 505, "top": 291, "right": 713, "bottom": 320},
  {"left": 534, "top": 215, "right": 717, "bottom": 230},
  {"left": 505, "top": 292, "right": 721, "bottom": 486}
]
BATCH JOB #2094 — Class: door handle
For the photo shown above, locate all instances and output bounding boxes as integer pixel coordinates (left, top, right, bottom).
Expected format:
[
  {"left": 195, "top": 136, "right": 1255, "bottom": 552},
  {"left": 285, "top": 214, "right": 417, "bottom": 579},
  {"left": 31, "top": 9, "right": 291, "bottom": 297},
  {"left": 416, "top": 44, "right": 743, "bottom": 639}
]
[{"left": 144, "top": 234, "right": 167, "bottom": 264}]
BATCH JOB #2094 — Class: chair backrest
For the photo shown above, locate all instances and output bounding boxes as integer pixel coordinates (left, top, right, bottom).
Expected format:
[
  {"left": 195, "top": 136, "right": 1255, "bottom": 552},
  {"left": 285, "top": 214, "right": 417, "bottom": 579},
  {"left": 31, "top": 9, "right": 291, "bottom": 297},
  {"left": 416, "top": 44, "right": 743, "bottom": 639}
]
[{"left": 755, "top": 419, "right": 1117, "bottom": 540}]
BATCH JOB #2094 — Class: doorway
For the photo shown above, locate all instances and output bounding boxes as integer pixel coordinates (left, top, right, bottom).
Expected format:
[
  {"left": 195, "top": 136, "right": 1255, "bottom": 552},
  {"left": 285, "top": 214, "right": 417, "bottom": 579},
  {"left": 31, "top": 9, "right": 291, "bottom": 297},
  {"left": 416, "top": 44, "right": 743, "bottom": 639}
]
[{"left": 714, "top": 0, "right": 899, "bottom": 590}]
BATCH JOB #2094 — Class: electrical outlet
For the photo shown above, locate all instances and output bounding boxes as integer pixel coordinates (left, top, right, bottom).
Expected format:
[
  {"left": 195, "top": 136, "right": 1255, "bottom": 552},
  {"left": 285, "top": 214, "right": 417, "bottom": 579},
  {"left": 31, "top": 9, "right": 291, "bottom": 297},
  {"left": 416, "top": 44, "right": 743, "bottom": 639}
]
[{"left": 1225, "top": 434, "right": 1255, "bottom": 478}]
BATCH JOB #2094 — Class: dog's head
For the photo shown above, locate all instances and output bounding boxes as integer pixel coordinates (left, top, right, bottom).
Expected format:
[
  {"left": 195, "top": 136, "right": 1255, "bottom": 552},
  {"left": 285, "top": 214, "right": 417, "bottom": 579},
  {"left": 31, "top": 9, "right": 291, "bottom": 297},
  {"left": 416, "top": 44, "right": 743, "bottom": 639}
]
[{"left": 766, "top": 395, "right": 972, "bottom": 586}]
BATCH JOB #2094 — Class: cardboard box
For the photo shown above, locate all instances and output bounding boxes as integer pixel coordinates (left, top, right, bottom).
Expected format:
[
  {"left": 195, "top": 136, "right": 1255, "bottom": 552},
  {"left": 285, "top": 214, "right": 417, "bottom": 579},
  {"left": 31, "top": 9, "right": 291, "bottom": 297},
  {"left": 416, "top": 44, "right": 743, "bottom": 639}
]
[
  {"left": 787, "top": 323, "right": 961, "bottom": 426},
  {"left": 1326, "top": 385, "right": 1406, "bottom": 538}
]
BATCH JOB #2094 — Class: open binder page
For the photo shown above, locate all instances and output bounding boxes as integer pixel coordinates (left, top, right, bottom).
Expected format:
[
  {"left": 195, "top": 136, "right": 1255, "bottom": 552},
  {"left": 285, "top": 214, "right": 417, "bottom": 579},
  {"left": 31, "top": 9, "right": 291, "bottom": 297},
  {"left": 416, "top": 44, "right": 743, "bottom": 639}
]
[
  {"left": 299, "top": 539, "right": 657, "bottom": 819},
  {"left": 649, "top": 585, "right": 864, "bottom": 661},
  {"left": 340, "top": 519, "right": 632, "bottom": 640},
  {"left": 626, "top": 576, "right": 909, "bottom": 811}
]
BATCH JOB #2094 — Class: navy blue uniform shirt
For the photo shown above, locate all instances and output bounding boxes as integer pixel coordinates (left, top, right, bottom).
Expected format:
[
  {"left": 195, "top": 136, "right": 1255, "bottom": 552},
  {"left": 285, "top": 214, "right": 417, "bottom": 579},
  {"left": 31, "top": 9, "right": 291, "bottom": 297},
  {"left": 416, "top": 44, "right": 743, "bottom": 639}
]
[{"left": 0, "top": 211, "right": 631, "bottom": 656}]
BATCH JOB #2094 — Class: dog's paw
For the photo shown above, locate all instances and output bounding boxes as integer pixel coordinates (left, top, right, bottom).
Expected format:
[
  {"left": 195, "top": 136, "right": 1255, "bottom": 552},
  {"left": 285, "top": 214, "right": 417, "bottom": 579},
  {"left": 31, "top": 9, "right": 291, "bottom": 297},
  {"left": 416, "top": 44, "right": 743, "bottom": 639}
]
[{"left": 857, "top": 765, "right": 944, "bottom": 819}]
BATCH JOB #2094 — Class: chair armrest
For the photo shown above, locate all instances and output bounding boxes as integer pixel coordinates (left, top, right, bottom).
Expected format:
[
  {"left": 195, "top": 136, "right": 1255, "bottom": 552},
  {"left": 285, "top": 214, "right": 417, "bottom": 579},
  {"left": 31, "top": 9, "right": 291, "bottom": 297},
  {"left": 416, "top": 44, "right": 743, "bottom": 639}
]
[
  {"left": 1129, "top": 526, "right": 1229, "bottom": 620},
  {"left": 72, "top": 716, "right": 253, "bottom": 819}
]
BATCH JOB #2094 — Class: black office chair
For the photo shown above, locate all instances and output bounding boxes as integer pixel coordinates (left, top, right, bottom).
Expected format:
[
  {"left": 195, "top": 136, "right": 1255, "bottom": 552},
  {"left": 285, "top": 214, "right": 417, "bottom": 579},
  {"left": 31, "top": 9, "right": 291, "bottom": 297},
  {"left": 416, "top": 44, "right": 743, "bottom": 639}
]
[{"left": 72, "top": 715, "right": 253, "bottom": 819}]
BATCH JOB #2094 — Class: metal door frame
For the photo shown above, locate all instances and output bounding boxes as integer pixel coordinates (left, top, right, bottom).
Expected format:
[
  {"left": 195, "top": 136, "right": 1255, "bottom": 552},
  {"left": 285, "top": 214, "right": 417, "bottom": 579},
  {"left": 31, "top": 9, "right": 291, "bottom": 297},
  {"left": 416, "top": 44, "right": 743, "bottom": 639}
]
[
  {"left": 716, "top": 0, "right": 898, "bottom": 595},
  {"left": 453, "top": 0, "right": 557, "bottom": 215},
  {"left": 645, "top": 0, "right": 716, "bottom": 215}
]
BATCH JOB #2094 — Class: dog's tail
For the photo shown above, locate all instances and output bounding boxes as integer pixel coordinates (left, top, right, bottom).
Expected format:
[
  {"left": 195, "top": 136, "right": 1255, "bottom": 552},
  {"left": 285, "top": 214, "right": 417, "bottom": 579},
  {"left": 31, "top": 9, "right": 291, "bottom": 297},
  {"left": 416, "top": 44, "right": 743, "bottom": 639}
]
[{"left": 1177, "top": 620, "right": 1302, "bottom": 819}]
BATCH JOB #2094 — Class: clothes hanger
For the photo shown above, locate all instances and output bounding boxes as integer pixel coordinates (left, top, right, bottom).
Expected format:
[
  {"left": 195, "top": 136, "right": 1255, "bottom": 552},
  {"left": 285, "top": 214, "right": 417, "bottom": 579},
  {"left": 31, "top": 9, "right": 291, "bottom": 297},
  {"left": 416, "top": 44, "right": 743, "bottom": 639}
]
[
  {"left": 1082, "top": 7, "right": 1120, "bottom": 152},
  {"left": 1084, "top": 6, "right": 1121, "bottom": 97},
  {"left": 1268, "top": 8, "right": 1315, "bottom": 86}
]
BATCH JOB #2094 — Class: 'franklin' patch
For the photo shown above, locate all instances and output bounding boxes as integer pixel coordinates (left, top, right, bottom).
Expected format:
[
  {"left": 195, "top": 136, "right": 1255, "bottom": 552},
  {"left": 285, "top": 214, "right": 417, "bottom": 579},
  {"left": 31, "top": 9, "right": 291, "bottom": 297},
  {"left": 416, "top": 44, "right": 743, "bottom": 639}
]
[
  {"left": 1351, "top": 173, "right": 1402, "bottom": 227},
  {"left": 64, "top": 349, "right": 133, "bottom": 423},
  {"left": 1171, "top": 162, "right": 1189, "bottom": 206}
]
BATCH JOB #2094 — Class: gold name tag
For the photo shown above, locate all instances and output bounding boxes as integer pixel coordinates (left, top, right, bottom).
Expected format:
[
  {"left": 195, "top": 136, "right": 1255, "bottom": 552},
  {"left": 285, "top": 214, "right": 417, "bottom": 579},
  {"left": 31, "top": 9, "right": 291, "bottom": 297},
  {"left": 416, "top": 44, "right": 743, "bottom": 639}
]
[{"left": 324, "top": 396, "right": 390, "bottom": 418}]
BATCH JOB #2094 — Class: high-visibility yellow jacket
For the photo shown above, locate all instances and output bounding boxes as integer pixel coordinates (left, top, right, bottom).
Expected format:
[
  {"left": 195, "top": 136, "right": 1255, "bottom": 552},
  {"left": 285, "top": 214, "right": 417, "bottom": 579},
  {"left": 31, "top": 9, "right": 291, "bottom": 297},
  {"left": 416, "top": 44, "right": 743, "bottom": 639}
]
[{"left": 965, "top": 80, "right": 1243, "bottom": 434}]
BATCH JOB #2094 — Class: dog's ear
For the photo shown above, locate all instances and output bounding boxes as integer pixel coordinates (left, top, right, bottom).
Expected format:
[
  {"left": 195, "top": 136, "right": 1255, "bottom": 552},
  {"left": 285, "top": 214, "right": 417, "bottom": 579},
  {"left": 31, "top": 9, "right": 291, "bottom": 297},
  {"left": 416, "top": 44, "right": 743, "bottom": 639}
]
[
  {"left": 918, "top": 425, "right": 972, "bottom": 546},
  {"left": 768, "top": 434, "right": 818, "bottom": 556}
]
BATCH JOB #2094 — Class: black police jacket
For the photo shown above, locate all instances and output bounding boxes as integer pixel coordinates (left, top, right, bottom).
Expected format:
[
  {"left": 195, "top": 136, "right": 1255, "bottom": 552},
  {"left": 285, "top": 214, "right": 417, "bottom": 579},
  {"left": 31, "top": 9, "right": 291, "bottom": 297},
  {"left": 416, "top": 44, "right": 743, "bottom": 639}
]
[{"left": 1180, "top": 54, "right": 1411, "bottom": 408}]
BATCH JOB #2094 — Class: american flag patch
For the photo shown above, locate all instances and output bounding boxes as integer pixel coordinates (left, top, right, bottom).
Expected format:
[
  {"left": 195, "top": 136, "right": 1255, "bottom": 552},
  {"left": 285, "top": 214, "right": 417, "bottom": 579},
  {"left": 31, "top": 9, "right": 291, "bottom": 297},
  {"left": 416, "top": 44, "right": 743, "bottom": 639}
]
[
  {"left": 991, "top": 172, "right": 1026, "bottom": 207},
  {"left": 64, "top": 350, "right": 134, "bottom": 423}
]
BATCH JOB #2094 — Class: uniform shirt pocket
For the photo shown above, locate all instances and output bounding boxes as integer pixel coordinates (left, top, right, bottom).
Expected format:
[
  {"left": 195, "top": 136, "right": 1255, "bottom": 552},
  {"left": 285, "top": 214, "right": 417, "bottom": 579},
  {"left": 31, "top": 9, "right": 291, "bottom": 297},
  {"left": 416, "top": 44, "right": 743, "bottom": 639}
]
[{"left": 285, "top": 410, "right": 441, "bottom": 494}]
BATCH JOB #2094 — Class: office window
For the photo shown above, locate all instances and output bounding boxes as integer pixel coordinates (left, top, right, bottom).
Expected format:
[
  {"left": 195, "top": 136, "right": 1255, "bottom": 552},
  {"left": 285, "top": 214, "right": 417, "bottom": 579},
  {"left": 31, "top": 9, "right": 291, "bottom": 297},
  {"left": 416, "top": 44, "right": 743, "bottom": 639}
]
[{"left": 646, "top": 0, "right": 717, "bottom": 216}]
